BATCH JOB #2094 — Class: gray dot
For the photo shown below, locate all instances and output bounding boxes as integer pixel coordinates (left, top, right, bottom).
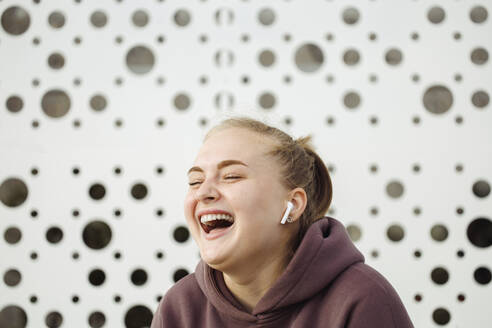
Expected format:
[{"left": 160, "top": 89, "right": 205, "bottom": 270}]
[
  {"left": 431, "top": 267, "right": 449, "bottom": 285},
  {"left": 258, "top": 49, "right": 275, "bottom": 67},
  {"left": 471, "top": 90, "right": 489, "bottom": 108},
  {"left": 473, "top": 180, "right": 490, "bottom": 198},
  {"left": 45, "top": 311, "right": 63, "bottom": 328},
  {"left": 342, "top": 7, "right": 360, "bottom": 25},
  {"left": 48, "top": 52, "right": 65, "bottom": 70},
  {"left": 3, "top": 268, "right": 21, "bottom": 286},
  {"left": 4, "top": 226, "right": 22, "bottom": 244},
  {"left": 433, "top": 308, "right": 451, "bottom": 325},
  {"left": 0, "top": 178, "right": 28, "bottom": 207},
  {"left": 387, "top": 224, "right": 405, "bottom": 242},
  {"left": 126, "top": 45, "right": 155, "bottom": 74},
  {"left": 214, "top": 49, "right": 234, "bottom": 67},
  {"left": 428, "top": 6, "right": 445, "bottom": 24},
  {"left": 132, "top": 9, "right": 149, "bottom": 27},
  {"left": 423, "top": 85, "right": 453, "bottom": 114},
  {"left": 343, "top": 48, "right": 360, "bottom": 66},
  {"left": 258, "top": 8, "right": 275, "bottom": 26},
  {"left": 471, "top": 47, "right": 488, "bottom": 65},
  {"left": 0, "top": 305, "right": 27, "bottom": 328},
  {"left": 48, "top": 11, "right": 65, "bottom": 28},
  {"left": 174, "top": 9, "right": 191, "bottom": 27},
  {"left": 295, "top": 43, "right": 324, "bottom": 73},
  {"left": 343, "top": 91, "right": 361, "bottom": 109},
  {"left": 6, "top": 95, "right": 23, "bottom": 113},
  {"left": 88, "top": 311, "right": 106, "bottom": 328},
  {"left": 90, "top": 94, "right": 107, "bottom": 112},
  {"left": 90, "top": 10, "right": 107, "bottom": 28},
  {"left": 431, "top": 224, "right": 449, "bottom": 242},
  {"left": 259, "top": 92, "right": 276, "bottom": 109},
  {"left": 386, "top": 180, "right": 404, "bottom": 198},
  {"left": 470, "top": 6, "right": 488, "bottom": 24},
  {"left": 41, "top": 89, "right": 71, "bottom": 118},
  {"left": 174, "top": 93, "right": 191, "bottom": 110},
  {"left": 346, "top": 224, "right": 361, "bottom": 242},
  {"left": 385, "top": 48, "right": 403, "bottom": 66},
  {"left": 1, "top": 6, "right": 30, "bottom": 35}
]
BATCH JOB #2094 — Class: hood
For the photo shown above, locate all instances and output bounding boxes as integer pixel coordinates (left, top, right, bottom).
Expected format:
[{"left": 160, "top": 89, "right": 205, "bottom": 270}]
[{"left": 195, "top": 216, "right": 365, "bottom": 322}]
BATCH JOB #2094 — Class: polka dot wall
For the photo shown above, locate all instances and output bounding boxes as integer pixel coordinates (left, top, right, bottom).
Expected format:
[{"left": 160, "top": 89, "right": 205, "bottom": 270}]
[{"left": 0, "top": 0, "right": 490, "bottom": 327}]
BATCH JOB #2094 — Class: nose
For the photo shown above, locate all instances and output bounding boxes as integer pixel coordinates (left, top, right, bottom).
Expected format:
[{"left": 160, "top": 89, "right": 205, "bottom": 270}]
[{"left": 195, "top": 178, "right": 220, "bottom": 202}]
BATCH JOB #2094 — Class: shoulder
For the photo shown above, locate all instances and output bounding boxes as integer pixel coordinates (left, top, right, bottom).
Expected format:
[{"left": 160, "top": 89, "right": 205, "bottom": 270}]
[{"left": 151, "top": 273, "right": 208, "bottom": 328}]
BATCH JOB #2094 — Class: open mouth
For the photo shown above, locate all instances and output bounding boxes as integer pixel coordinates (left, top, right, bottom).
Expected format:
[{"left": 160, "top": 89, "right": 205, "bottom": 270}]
[{"left": 199, "top": 214, "right": 234, "bottom": 234}]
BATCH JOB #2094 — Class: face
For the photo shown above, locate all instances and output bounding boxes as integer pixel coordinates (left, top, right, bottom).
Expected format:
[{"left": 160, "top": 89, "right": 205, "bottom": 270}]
[{"left": 184, "top": 127, "right": 295, "bottom": 273}]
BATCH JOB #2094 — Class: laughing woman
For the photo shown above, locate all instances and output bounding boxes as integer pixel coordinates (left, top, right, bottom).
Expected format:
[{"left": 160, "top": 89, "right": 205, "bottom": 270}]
[{"left": 151, "top": 117, "right": 414, "bottom": 328}]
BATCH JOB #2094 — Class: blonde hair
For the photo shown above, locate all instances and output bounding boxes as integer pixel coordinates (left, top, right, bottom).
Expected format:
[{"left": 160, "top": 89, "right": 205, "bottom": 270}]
[{"left": 205, "top": 116, "right": 333, "bottom": 252}]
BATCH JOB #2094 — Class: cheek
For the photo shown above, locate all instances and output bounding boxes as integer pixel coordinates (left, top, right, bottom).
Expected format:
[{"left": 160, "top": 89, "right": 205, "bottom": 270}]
[{"left": 183, "top": 191, "right": 196, "bottom": 221}]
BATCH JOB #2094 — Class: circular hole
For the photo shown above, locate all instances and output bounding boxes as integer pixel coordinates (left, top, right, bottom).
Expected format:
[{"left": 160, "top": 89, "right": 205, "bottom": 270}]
[
  {"left": 414, "top": 249, "right": 422, "bottom": 258},
  {"left": 88, "top": 268, "right": 106, "bottom": 286},
  {"left": 45, "top": 311, "right": 63, "bottom": 328},
  {"left": 368, "top": 32, "right": 377, "bottom": 41},
  {"left": 88, "top": 183, "right": 106, "bottom": 200},
  {"left": 173, "top": 93, "right": 191, "bottom": 111},
  {"left": 47, "top": 52, "right": 65, "bottom": 70},
  {"left": 258, "top": 92, "right": 276, "bottom": 110},
  {"left": 41, "top": 89, "right": 71, "bottom": 118},
  {"left": 46, "top": 226, "right": 63, "bottom": 244},
  {"left": 386, "top": 180, "right": 404, "bottom": 198},
  {"left": 130, "top": 182, "right": 148, "bottom": 200},
  {"left": 474, "top": 266, "right": 491, "bottom": 285},
  {"left": 3, "top": 268, "right": 22, "bottom": 286},
  {"left": 126, "top": 45, "right": 155, "bottom": 75},
  {"left": 471, "top": 90, "right": 489, "bottom": 109},
  {"left": 1, "top": 6, "right": 31, "bottom": 35},
  {"left": 173, "top": 226, "right": 190, "bottom": 243},
  {"left": 370, "top": 249, "right": 379, "bottom": 258},
  {"left": 132, "top": 9, "right": 149, "bottom": 27},
  {"left": 4, "top": 226, "right": 22, "bottom": 244},
  {"left": 174, "top": 9, "right": 191, "bottom": 27},
  {"left": 156, "top": 250, "right": 164, "bottom": 259},
  {"left": 0, "top": 177, "right": 28, "bottom": 207},
  {"left": 457, "top": 293, "right": 465, "bottom": 302},
  {"left": 432, "top": 307, "right": 451, "bottom": 325},
  {"left": 6, "top": 95, "right": 23, "bottom": 113},
  {"left": 472, "top": 179, "right": 490, "bottom": 198},
  {"left": 258, "top": 49, "right": 275, "bottom": 67},
  {"left": 387, "top": 224, "right": 405, "bottom": 242},
  {"left": 0, "top": 305, "right": 27, "bottom": 327},
  {"left": 385, "top": 48, "right": 403, "bottom": 66},
  {"left": 370, "top": 206, "right": 378, "bottom": 216},
  {"left": 90, "top": 94, "right": 107, "bottom": 112},
  {"left": 90, "top": 10, "right": 107, "bottom": 28},
  {"left": 342, "top": 7, "right": 360, "bottom": 25},
  {"left": 431, "top": 224, "right": 448, "bottom": 242},
  {"left": 346, "top": 224, "right": 361, "bottom": 242},
  {"left": 173, "top": 268, "right": 189, "bottom": 282},
  {"left": 471, "top": 47, "right": 489, "bottom": 65},
  {"left": 428, "top": 6, "right": 445, "bottom": 24},
  {"left": 294, "top": 43, "right": 324, "bottom": 73},
  {"left": 114, "top": 251, "right": 121, "bottom": 260},
  {"left": 48, "top": 11, "right": 64, "bottom": 28},
  {"left": 466, "top": 217, "right": 492, "bottom": 248},
  {"left": 88, "top": 311, "right": 105, "bottom": 328},
  {"left": 470, "top": 6, "right": 488, "bottom": 24},
  {"left": 457, "top": 249, "right": 465, "bottom": 258},
  {"left": 258, "top": 8, "right": 275, "bottom": 26},
  {"left": 30, "top": 252, "right": 38, "bottom": 260},
  {"left": 431, "top": 267, "right": 449, "bottom": 285},
  {"left": 411, "top": 32, "right": 419, "bottom": 40},
  {"left": 414, "top": 294, "right": 422, "bottom": 302},
  {"left": 423, "top": 85, "right": 453, "bottom": 114},
  {"left": 343, "top": 48, "right": 360, "bottom": 66},
  {"left": 325, "top": 33, "right": 334, "bottom": 41},
  {"left": 131, "top": 268, "right": 148, "bottom": 286},
  {"left": 124, "top": 305, "right": 153, "bottom": 328},
  {"left": 343, "top": 91, "right": 361, "bottom": 109},
  {"left": 30, "top": 295, "right": 37, "bottom": 303},
  {"left": 114, "top": 295, "right": 121, "bottom": 303},
  {"left": 83, "top": 220, "right": 112, "bottom": 250},
  {"left": 72, "top": 295, "right": 79, "bottom": 303}
]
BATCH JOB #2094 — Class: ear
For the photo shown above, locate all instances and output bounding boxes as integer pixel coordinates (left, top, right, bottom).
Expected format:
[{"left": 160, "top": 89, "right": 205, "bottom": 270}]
[{"left": 288, "top": 187, "right": 307, "bottom": 222}]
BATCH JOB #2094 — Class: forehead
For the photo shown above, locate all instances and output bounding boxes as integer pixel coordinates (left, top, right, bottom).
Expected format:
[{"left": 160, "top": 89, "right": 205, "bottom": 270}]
[{"left": 194, "top": 127, "right": 276, "bottom": 166}]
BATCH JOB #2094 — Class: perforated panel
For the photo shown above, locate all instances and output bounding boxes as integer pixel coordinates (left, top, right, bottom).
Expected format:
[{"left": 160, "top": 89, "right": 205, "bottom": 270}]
[{"left": 1, "top": 1, "right": 491, "bottom": 327}]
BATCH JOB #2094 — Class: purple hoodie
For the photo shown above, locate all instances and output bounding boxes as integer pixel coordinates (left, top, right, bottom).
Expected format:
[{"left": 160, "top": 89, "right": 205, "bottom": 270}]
[{"left": 151, "top": 217, "right": 414, "bottom": 327}]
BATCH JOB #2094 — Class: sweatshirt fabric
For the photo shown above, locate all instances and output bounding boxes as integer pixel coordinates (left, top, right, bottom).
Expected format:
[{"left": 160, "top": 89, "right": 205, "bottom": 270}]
[{"left": 151, "top": 216, "right": 414, "bottom": 327}]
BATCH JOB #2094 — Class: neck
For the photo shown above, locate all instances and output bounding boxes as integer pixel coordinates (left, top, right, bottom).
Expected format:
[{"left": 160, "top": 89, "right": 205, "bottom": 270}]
[{"left": 222, "top": 252, "right": 291, "bottom": 313}]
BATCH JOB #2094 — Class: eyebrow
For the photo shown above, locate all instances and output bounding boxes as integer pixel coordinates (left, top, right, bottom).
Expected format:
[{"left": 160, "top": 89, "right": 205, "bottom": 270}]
[{"left": 187, "top": 160, "right": 248, "bottom": 175}]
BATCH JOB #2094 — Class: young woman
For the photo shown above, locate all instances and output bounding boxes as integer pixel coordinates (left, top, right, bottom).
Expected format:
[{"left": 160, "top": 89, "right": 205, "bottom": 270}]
[{"left": 151, "top": 117, "right": 414, "bottom": 327}]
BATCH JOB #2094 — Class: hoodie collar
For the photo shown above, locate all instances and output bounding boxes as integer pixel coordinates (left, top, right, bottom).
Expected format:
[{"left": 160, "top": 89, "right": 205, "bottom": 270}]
[{"left": 195, "top": 217, "right": 365, "bottom": 321}]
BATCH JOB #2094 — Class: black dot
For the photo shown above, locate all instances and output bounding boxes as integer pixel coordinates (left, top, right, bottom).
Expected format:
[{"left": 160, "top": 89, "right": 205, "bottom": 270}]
[
  {"left": 131, "top": 268, "right": 148, "bottom": 286},
  {"left": 432, "top": 307, "right": 450, "bottom": 325},
  {"left": 0, "top": 305, "right": 27, "bottom": 328},
  {"left": 0, "top": 177, "right": 29, "bottom": 207},
  {"left": 88, "top": 268, "right": 106, "bottom": 286},
  {"left": 173, "top": 226, "right": 190, "bottom": 243},
  {"left": 72, "top": 295, "right": 79, "bottom": 303},
  {"left": 474, "top": 266, "right": 491, "bottom": 285},
  {"left": 131, "top": 182, "right": 148, "bottom": 200},
  {"left": 45, "top": 311, "right": 63, "bottom": 328},
  {"left": 88, "top": 311, "right": 106, "bottom": 328},
  {"left": 467, "top": 217, "right": 492, "bottom": 248},
  {"left": 431, "top": 267, "right": 449, "bottom": 285},
  {"left": 173, "top": 268, "right": 189, "bottom": 282},
  {"left": 82, "top": 220, "right": 112, "bottom": 250},
  {"left": 46, "top": 226, "right": 63, "bottom": 244},
  {"left": 89, "top": 183, "right": 106, "bottom": 200},
  {"left": 124, "top": 305, "right": 153, "bottom": 328}
]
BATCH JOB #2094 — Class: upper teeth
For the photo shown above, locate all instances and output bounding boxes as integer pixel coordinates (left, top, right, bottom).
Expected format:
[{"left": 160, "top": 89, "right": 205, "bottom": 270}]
[{"left": 200, "top": 214, "right": 234, "bottom": 223}]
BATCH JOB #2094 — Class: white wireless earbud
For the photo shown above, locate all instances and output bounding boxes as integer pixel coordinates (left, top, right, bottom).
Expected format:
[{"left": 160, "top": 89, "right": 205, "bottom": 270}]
[{"left": 280, "top": 201, "right": 294, "bottom": 224}]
